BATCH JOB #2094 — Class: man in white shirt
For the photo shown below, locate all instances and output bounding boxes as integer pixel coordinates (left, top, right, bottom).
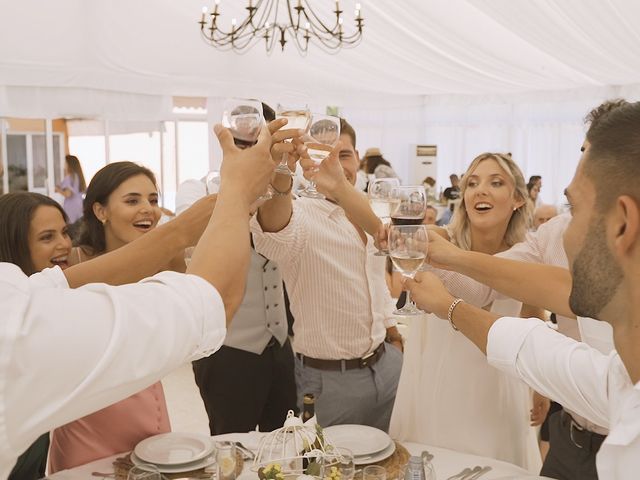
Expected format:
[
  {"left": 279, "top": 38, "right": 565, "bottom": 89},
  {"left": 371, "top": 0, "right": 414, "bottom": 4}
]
[
  {"left": 406, "top": 101, "right": 640, "bottom": 479},
  {"left": 251, "top": 118, "right": 403, "bottom": 431},
  {"left": 0, "top": 124, "right": 277, "bottom": 479}
]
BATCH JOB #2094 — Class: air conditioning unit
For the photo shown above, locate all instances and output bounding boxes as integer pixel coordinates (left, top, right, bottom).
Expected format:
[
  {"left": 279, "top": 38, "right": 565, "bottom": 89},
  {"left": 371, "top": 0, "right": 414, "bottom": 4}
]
[{"left": 410, "top": 144, "right": 437, "bottom": 185}]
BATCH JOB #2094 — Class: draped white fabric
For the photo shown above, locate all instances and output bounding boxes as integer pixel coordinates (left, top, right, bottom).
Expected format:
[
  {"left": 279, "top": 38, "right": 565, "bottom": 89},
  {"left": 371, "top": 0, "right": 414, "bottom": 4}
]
[{"left": 3, "top": 0, "right": 640, "bottom": 202}]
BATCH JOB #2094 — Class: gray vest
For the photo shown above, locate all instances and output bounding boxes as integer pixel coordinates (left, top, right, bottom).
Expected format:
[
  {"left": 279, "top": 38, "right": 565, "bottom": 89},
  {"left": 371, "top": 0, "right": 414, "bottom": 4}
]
[{"left": 223, "top": 249, "right": 288, "bottom": 354}]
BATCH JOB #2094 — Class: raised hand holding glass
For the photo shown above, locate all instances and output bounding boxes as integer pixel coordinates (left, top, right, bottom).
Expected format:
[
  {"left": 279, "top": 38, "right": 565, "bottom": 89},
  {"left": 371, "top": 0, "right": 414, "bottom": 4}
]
[
  {"left": 389, "top": 224, "right": 429, "bottom": 316},
  {"left": 300, "top": 114, "right": 341, "bottom": 199}
]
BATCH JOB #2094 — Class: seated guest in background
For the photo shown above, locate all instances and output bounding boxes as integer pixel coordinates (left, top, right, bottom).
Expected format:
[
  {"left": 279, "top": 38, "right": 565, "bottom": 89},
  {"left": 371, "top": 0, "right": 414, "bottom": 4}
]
[
  {"left": 55, "top": 154, "right": 86, "bottom": 224},
  {"left": 423, "top": 204, "right": 438, "bottom": 225},
  {"left": 0, "top": 193, "right": 72, "bottom": 480},
  {"left": 253, "top": 119, "right": 403, "bottom": 431},
  {"left": 363, "top": 147, "right": 399, "bottom": 179},
  {"left": 442, "top": 173, "right": 461, "bottom": 201},
  {"left": 527, "top": 180, "right": 541, "bottom": 211},
  {"left": 176, "top": 110, "right": 298, "bottom": 435},
  {"left": 422, "top": 176, "right": 437, "bottom": 202},
  {"left": 406, "top": 100, "right": 640, "bottom": 480},
  {"left": 390, "top": 153, "right": 542, "bottom": 472},
  {"left": 533, "top": 204, "right": 558, "bottom": 230},
  {"left": 49, "top": 161, "right": 183, "bottom": 472},
  {"left": 0, "top": 124, "right": 276, "bottom": 479}
]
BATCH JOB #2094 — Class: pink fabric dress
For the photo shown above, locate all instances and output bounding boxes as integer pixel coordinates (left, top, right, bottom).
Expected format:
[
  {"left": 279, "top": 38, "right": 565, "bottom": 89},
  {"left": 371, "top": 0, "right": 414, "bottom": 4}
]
[{"left": 49, "top": 382, "right": 170, "bottom": 472}]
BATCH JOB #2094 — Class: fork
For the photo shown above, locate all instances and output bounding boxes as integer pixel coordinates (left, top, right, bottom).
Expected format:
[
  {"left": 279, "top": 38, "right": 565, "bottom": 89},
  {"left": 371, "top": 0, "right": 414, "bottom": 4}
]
[{"left": 465, "top": 466, "right": 492, "bottom": 479}]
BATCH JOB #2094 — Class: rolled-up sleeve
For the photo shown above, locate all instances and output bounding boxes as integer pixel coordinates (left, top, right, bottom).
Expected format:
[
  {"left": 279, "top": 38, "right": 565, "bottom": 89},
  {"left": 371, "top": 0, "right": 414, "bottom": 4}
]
[
  {"left": 250, "top": 204, "right": 308, "bottom": 263},
  {"left": 1, "top": 268, "right": 225, "bottom": 462},
  {"left": 487, "top": 316, "right": 611, "bottom": 428}
]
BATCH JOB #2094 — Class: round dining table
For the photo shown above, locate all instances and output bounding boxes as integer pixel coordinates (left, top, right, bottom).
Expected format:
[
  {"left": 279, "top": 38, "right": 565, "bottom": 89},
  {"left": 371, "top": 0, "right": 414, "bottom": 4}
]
[{"left": 46, "top": 431, "right": 545, "bottom": 480}]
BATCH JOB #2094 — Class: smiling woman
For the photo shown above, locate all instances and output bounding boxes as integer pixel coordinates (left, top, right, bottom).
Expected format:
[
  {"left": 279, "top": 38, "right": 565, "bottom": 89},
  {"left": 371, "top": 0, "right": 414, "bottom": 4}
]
[{"left": 48, "top": 161, "right": 174, "bottom": 473}]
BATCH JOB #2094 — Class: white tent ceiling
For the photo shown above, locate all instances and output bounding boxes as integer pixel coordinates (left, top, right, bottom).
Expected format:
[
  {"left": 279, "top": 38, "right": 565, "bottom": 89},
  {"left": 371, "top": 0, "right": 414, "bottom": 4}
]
[
  {"left": 2, "top": 0, "right": 640, "bottom": 104},
  {"left": 2, "top": 0, "right": 640, "bottom": 205}
]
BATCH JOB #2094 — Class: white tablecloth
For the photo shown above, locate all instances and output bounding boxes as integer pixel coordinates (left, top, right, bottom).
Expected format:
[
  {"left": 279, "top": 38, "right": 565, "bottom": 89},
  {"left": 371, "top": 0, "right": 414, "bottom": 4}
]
[{"left": 47, "top": 432, "right": 542, "bottom": 480}]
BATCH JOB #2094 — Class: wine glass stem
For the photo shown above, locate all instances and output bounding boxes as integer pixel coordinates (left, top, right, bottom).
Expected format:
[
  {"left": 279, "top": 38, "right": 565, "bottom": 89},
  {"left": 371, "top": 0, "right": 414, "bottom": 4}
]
[{"left": 405, "top": 287, "right": 413, "bottom": 307}]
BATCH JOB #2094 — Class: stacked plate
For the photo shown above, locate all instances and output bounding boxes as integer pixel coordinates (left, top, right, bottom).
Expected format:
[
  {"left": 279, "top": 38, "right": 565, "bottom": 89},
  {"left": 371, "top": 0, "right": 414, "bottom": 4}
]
[
  {"left": 323, "top": 425, "right": 395, "bottom": 465},
  {"left": 131, "top": 432, "right": 216, "bottom": 473}
]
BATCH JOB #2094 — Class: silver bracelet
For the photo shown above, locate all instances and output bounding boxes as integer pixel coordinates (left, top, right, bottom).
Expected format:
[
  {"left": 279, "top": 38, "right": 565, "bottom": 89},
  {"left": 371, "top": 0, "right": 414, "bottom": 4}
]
[{"left": 447, "top": 298, "right": 464, "bottom": 331}]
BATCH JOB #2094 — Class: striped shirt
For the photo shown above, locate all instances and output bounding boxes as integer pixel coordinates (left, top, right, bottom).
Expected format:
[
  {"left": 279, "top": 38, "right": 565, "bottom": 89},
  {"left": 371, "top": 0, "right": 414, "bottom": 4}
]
[{"left": 251, "top": 198, "right": 396, "bottom": 360}]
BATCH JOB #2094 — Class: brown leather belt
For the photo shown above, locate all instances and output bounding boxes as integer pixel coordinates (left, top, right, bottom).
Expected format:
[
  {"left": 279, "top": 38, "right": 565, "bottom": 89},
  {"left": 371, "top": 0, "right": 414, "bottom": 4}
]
[
  {"left": 297, "top": 343, "right": 386, "bottom": 371},
  {"left": 560, "top": 409, "right": 606, "bottom": 453}
]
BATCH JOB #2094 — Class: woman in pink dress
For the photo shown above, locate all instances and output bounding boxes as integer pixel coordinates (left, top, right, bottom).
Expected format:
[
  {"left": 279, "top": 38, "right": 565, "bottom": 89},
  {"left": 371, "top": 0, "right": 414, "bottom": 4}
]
[{"left": 49, "top": 161, "right": 183, "bottom": 471}]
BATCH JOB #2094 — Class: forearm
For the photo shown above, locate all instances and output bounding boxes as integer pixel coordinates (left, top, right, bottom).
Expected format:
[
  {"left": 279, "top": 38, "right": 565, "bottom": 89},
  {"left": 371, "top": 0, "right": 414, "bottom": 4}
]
[
  {"left": 257, "top": 174, "right": 293, "bottom": 232},
  {"left": 187, "top": 186, "right": 251, "bottom": 323},
  {"left": 332, "top": 179, "right": 381, "bottom": 236},
  {"left": 452, "top": 250, "right": 574, "bottom": 318},
  {"left": 64, "top": 222, "right": 188, "bottom": 287},
  {"left": 432, "top": 294, "right": 499, "bottom": 355}
]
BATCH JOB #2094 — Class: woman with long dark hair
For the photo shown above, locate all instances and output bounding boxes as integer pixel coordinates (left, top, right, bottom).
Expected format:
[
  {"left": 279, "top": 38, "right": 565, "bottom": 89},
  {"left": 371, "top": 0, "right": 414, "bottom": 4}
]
[
  {"left": 0, "top": 192, "right": 72, "bottom": 480},
  {"left": 48, "top": 161, "right": 175, "bottom": 472},
  {"left": 55, "top": 154, "right": 87, "bottom": 223}
]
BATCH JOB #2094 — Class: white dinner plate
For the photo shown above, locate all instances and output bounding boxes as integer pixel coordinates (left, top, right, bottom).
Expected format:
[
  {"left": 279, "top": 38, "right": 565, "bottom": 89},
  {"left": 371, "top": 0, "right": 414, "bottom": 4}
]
[
  {"left": 134, "top": 432, "right": 215, "bottom": 465},
  {"left": 353, "top": 440, "right": 396, "bottom": 465},
  {"left": 130, "top": 451, "right": 216, "bottom": 474},
  {"left": 324, "top": 424, "right": 392, "bottom": 457}
]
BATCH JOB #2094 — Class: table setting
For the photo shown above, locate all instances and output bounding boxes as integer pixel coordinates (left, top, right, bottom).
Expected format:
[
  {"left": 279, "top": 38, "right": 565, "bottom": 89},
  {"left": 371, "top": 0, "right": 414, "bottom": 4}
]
[{"left": 47, "top": 412, "right": 550, "bottom": 480}]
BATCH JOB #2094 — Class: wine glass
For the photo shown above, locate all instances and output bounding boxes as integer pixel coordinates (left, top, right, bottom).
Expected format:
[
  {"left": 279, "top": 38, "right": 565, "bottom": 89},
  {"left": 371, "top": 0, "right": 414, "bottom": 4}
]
[
  {"left": 222, "top": 98, "right": 272, "bottom": 201},
  {"left": 368, "top": 177, "right": 400, "bottom": 256},
  {"left": 389, "top": 224, "right": 429, "bottom": 316},
  {"left": 389, "top": 186, "right": 427, "bottom": 226},
  {"left": 222, "top": 98, "right": 264, "bottom": 148},
  {"left": 300, "top": 114, "right": 341, "bottom": 199},
  {"left": 275, "top": 103, "right": 311, "bottom": 175},
  {"left": 321, "top": 447, "right": 355, "bottom": 480}
]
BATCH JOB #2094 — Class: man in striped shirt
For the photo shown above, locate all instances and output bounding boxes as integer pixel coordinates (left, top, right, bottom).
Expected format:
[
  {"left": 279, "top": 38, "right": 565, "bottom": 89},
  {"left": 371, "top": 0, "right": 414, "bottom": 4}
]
[{"left": 251, "top": 118, "right": 403, "bottom": 431}]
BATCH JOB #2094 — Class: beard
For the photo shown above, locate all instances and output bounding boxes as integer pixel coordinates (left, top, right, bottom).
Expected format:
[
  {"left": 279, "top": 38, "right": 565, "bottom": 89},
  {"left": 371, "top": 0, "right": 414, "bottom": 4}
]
[{"left": 569, "top": 215, "right": 623, "bottom": 318}]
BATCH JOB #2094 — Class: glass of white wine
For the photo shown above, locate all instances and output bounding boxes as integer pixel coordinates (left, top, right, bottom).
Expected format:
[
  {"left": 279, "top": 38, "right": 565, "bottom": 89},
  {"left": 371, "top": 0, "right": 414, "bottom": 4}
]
[
  {"left": 300, "top": 114, "right": 341, "bottom": 199},
  {"left": 275, "top": 103, "right": 311, "bottom": 175},
  {"left": 389, "top": 224, "right": 429, "bottom": 316},
  {"left": 368, "top": 177, "right": 400, "bottom": 256}
]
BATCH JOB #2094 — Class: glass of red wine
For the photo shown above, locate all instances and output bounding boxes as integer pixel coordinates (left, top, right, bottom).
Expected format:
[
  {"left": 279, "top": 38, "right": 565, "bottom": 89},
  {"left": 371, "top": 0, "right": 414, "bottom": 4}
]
[
  {"left": 222, "top": 98, "right": 271, "bottom": 201},
  {"left": 389, "top": 186, "right": 427, "bottom": 226}
]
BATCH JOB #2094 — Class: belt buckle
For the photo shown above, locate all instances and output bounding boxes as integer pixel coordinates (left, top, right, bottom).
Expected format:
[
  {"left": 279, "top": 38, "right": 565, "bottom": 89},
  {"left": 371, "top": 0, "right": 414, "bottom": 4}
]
[
  {"left": 359, "top": 351, "right": 375, "bottom": 368},
  {"left": 569, "top": 417, "right": 585, "bottom": 449}
]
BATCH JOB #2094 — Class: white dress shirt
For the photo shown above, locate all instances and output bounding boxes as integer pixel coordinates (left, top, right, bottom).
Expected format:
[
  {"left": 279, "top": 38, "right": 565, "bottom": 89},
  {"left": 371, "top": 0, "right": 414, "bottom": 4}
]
[
  {"left": 251, "top": 198, "right": 396, "bottom": 360},
  {"left": 0, "top": 263, "right": 226, "bottom": 480},
  {"left": 488, "top": 317, "right": 638, "bottom": 479},
  {"left": 434, "top": 213, "right": 614, "bottom": 351}
]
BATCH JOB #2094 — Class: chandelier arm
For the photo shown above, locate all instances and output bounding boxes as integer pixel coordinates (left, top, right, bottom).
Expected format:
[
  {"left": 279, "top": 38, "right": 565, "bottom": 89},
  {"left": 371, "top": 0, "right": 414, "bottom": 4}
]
[
  {"left": 302, "top": 0, "right": 340, "bottom": 33},
  {"left": 285, "top": 24, "right": 310, "bottom": 54}
]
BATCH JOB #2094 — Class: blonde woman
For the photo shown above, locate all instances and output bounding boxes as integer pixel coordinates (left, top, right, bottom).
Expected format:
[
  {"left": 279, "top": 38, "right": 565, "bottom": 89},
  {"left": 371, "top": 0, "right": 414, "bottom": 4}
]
[{"left": 390, "top": 153, "right": 542, "bottom": 472}]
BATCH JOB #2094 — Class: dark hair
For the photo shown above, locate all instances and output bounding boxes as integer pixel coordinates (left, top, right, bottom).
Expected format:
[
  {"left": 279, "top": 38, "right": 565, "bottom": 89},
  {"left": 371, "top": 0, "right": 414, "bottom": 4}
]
[
  {"left": 528, "top": 175, "right": 542, "bottom": 184},
  {"left": 449, "top": 174, "right": 459, "bottom": 182},
  {"left": 423, "top": 176, "right": 436, "bottom": 187},
  {"left": 65, "top": 155, "right": 87, "bottom": 192},
  {"left": 340, "top": 118, "right": 357, "bottom": 149},
  {"left": 584, "top": 99, "right": 629, "bottom": 127},
  {"left": 262, "top": 102, "right": 275, "bottom": 122},
  {"left": 77, "top": 161, "right": 157, "bottom": 255},
  {"left": 0, "top": 192, "right": 68, "bottom": 275},
  {"left": 584, "top": 101, "right": 640, "bottom": 213},
  {"left": 365, "top": 155, "right": 391, "bottom": 174}
]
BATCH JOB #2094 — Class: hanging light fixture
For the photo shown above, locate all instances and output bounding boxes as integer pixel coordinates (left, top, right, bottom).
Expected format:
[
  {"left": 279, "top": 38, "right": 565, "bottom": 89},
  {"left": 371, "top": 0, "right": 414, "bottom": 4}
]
[{"left": 198, "top": 0, "right": 364, "bottom": 55}]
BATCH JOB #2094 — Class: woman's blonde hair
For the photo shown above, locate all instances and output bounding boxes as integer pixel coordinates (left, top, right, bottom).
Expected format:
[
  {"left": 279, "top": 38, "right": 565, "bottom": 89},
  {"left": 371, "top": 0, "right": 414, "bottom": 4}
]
[{"left": 448, "top": 153, "right": 531, "bottom": 251}]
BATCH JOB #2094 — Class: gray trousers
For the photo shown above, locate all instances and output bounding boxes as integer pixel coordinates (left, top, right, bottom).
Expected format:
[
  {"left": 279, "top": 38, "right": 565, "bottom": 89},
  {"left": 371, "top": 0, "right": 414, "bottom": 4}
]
[
  {"left": 540, "top": 410, "right": 603, "bottom": 480},
  {"left": 294, "top": 343, "right": 403, "bottom": 432}
]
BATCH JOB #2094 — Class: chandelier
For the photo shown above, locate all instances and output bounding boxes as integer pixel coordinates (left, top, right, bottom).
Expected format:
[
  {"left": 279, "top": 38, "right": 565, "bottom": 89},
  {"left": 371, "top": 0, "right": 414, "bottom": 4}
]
[{"left": 198, "top": 0, "right": 364, "bottom": 55}]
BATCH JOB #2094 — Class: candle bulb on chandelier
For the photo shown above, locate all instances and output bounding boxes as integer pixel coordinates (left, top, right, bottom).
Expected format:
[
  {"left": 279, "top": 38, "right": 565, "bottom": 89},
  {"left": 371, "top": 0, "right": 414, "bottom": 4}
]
[
  {"left": 200, "top": 6, "right": 207, "bottom": 23},
  {"left": 231, "top": 17, "right": 237, "bottom": 28}
]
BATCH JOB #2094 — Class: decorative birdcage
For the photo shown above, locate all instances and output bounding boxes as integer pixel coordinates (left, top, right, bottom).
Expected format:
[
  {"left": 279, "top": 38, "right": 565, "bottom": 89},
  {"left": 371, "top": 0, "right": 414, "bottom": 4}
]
[{"left": 253, "top": 410, "right": 333, "bottom": 478}]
